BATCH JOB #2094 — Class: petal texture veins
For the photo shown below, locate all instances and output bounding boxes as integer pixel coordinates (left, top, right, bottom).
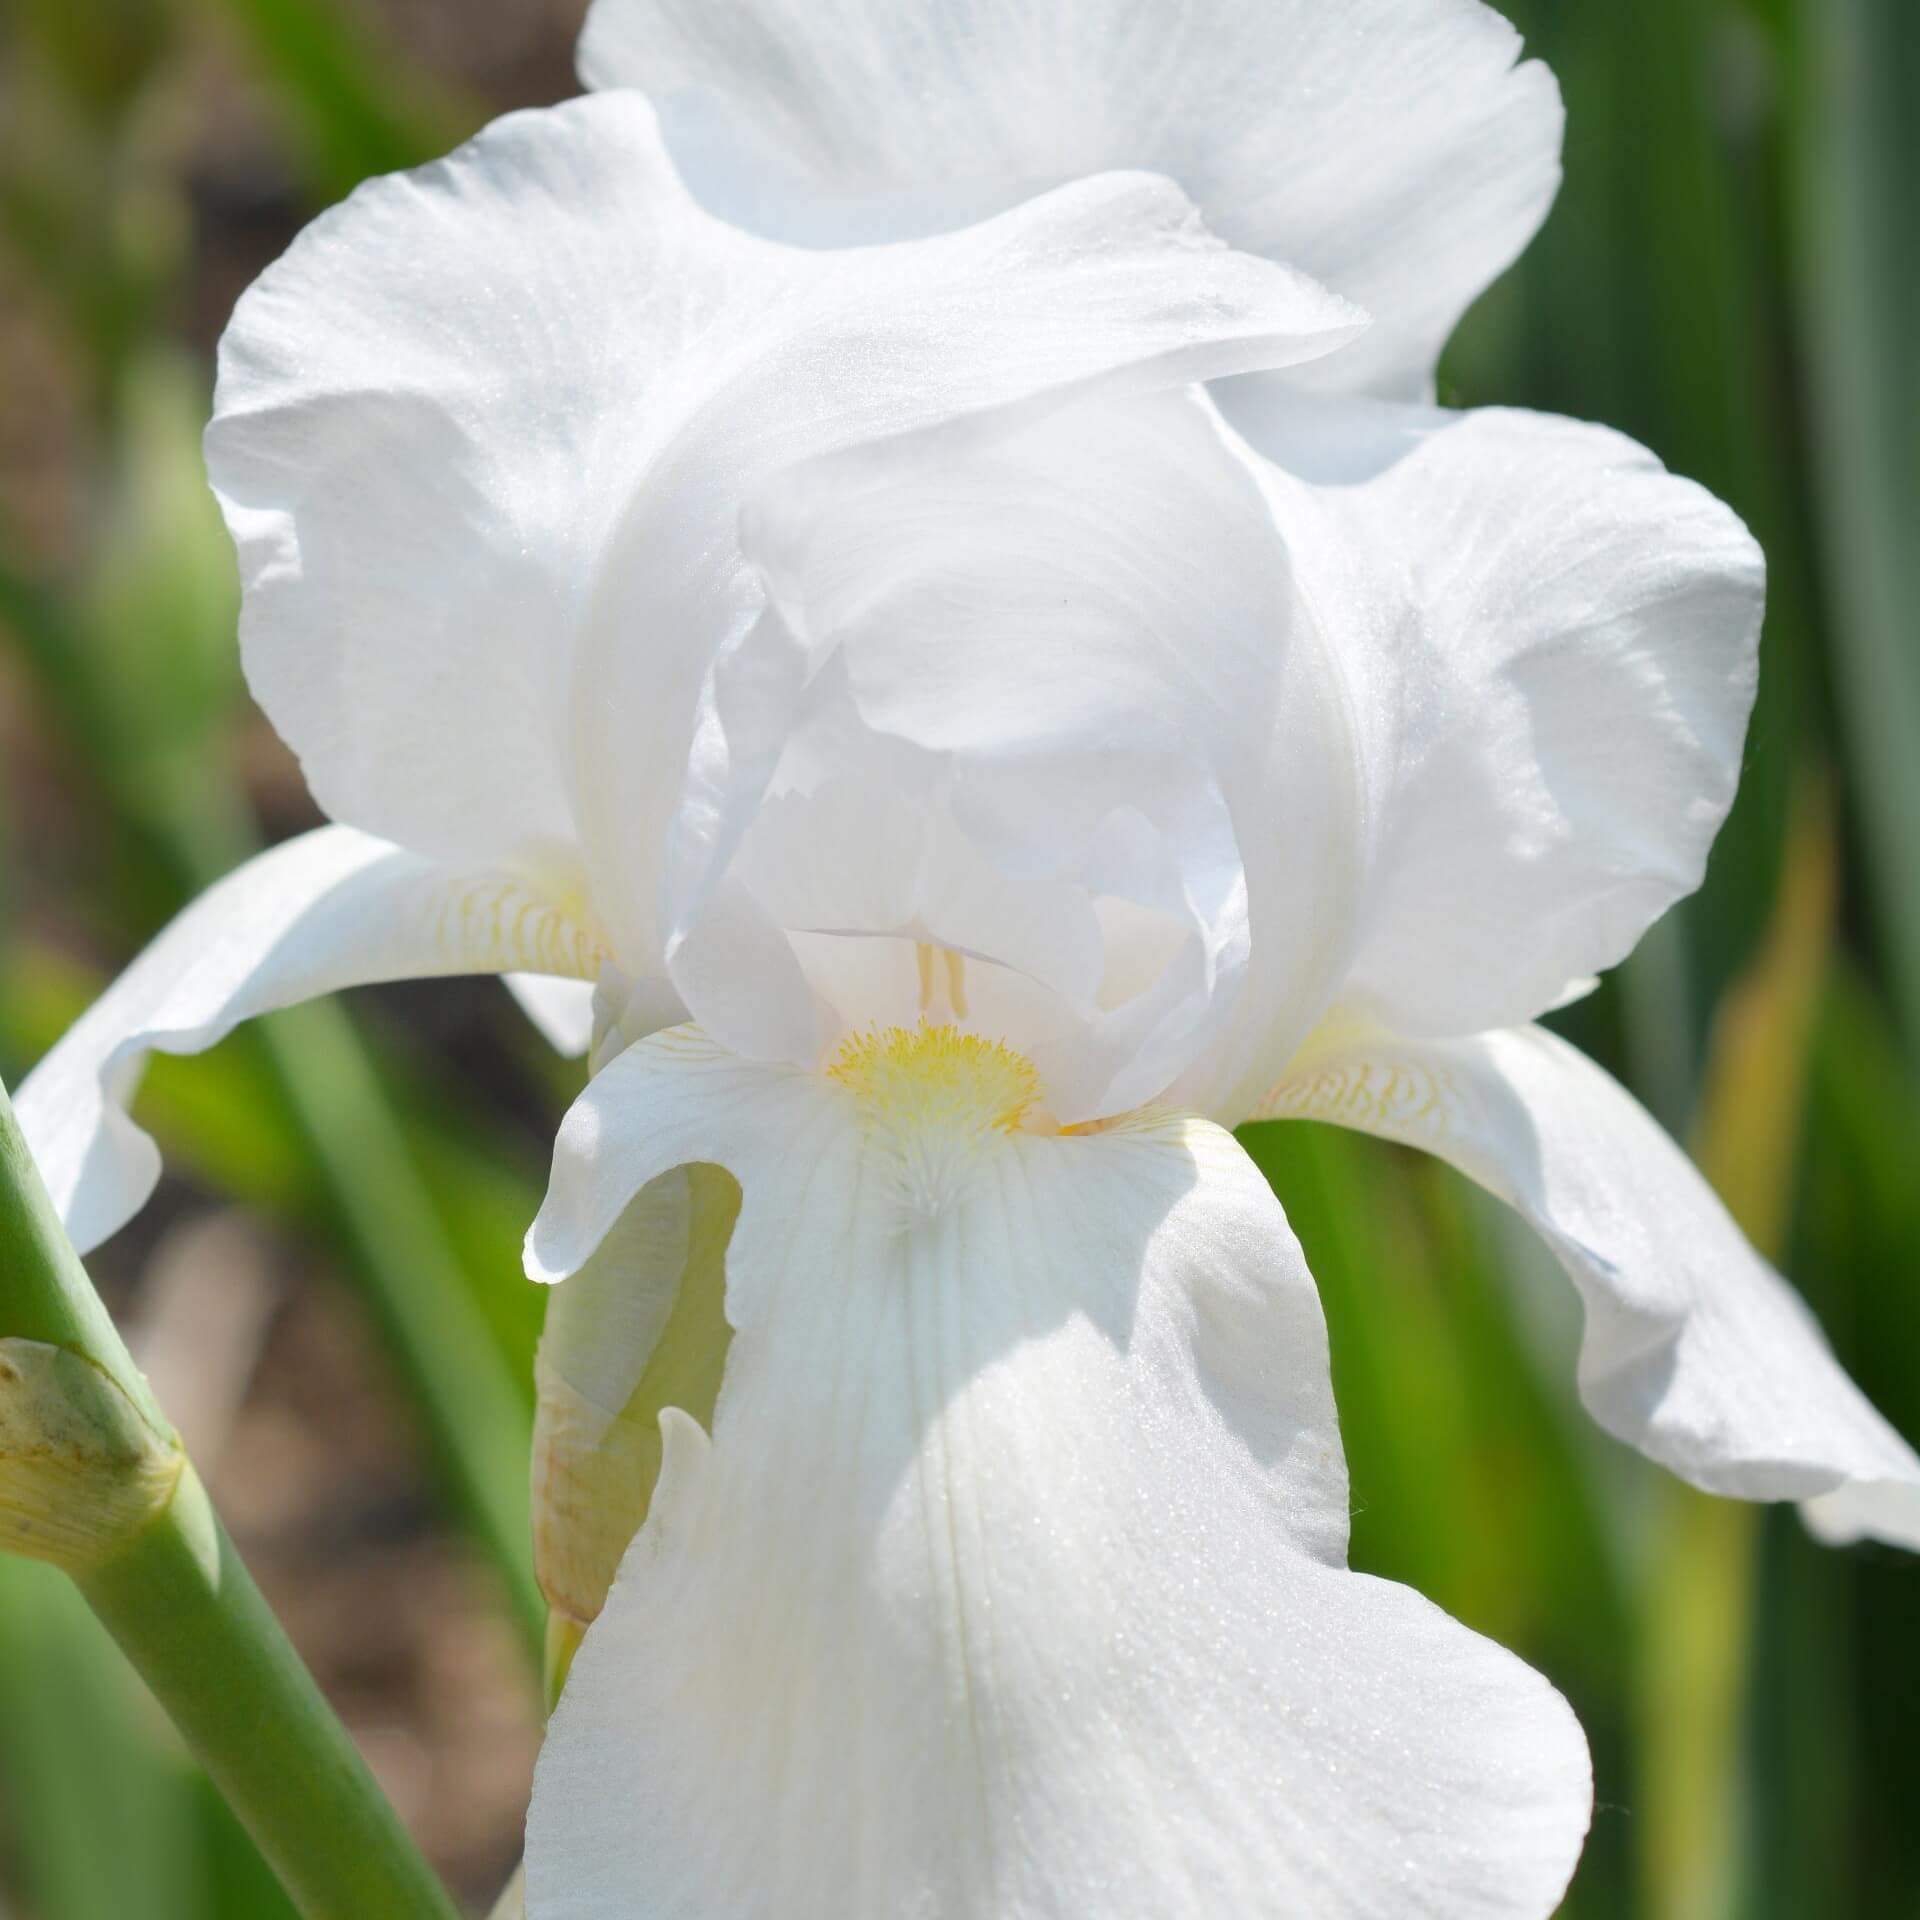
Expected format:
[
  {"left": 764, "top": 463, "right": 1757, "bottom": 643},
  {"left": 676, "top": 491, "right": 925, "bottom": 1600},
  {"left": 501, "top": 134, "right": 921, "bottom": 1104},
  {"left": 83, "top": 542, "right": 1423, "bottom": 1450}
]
[
  {"left": 577, "top": 0, "right": 1562, "bottom": 399},
  {"left": 207, "top": 89, "right": 1361, "bottom": 971},
  {"left": 14, "top": 826, "right": 600, "bottom": 1253},
  {"left": 1229, "top": 404, "right": 1763, "bottom": 1075},
  {"left": 1265, "top": 1022, "right": 1920, "bottom": 1549},
  {"left": 669, "top": 391, "right": 1361, "bottom": 1118},
  {"left": 524, "top": 1030, "right": 1591, "bottom": 1918}
]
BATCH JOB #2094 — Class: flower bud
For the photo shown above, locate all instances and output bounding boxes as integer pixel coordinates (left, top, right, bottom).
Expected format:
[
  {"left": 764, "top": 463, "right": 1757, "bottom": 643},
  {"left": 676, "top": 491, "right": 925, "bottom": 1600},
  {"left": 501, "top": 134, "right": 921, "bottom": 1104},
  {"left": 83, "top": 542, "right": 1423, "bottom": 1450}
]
[{"left": 0, "top": 1337, "right": 182, "bottom": 1574}]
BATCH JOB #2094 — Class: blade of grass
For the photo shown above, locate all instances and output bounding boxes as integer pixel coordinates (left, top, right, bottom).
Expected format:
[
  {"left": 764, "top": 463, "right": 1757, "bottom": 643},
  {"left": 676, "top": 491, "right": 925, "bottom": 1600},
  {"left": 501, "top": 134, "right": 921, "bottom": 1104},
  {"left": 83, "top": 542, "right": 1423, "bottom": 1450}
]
[
  {"left": 1783, "top": 0, "right": 1920, "bottom": 1061},
  {"left": 262, "top": 991, "right": 543, "bottom": 1646},
  {"left": 1470, "top": 0, "right": 1823, "bottom": 1030},
  {"left": 1236, "top": 1123, "right": 1471, "bottom": 1600},
  {"left": 193, "top": 0, "right": 470, "bottom": 201},
  {"left": 0, "top": 1555, "right": 203, "bottom": 1920},
  {"left": 1741, "top": 969, "right": 1892, "bottom": 1918},
  {"left": 1638, "top": 777, "right": 1837, "bottom": 1920},
  {"left": 1237, "top": 1119, "right": 1632, "bottom": 1916},
  {"left": 1795, "top": 967, "right": 1920, "bottom": 1913}
]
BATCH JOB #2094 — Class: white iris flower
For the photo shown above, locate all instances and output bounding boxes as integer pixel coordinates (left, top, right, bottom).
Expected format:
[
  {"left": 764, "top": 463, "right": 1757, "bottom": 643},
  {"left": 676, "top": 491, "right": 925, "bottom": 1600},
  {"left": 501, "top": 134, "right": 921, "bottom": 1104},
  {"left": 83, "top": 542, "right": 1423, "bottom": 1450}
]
[{"left": 18, "top": 0, "right": 1918, "bottom": 1913}]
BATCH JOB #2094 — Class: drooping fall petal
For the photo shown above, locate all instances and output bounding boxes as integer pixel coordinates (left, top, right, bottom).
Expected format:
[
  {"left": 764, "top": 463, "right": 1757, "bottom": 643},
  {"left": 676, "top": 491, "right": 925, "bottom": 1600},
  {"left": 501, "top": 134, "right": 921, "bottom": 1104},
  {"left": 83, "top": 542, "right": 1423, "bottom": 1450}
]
[
  {"left": 15, "top": 827, "right": 601, "bottom": 1252},
  {"left": 1264, "top": 1020, "right": 1920, "bottom": 1549},
  {"left": 522, "top": 1027, "right": 1591, "bottom": 1919}
]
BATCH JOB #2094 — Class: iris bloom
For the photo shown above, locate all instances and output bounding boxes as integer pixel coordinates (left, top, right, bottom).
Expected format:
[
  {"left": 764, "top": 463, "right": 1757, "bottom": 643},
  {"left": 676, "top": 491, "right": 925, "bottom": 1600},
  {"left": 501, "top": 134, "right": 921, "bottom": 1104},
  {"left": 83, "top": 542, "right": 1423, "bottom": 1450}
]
[{"left": 19, "top": 0, "right": 1919, "bottom": 1912}]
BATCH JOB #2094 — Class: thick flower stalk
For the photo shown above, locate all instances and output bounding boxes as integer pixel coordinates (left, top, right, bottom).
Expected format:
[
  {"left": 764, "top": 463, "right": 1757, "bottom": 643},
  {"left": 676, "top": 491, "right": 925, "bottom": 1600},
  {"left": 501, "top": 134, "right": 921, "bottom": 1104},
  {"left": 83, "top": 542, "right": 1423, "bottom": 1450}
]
[{"left": 13, "top": 0, "right": 1920, "bottom": 1914}]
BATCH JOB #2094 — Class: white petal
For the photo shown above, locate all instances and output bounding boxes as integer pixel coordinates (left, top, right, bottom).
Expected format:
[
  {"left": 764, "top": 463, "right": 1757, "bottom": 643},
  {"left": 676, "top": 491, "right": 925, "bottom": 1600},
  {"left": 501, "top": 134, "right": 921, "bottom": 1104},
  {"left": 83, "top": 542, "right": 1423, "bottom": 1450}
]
[
  {"left": 1803, "top": 1479, "right": 1920, "bottom": 1551},
  {"left": 1264, "top": 1022, "right": 1920, "bottom": 1549},
  {"left": 208, "top": 100, "right": 644, "bottom": 870},
  {"left": 568, "top": 171, "right": 1362, "bottom": 976},
  {"left": 523, "top": 1029, "right": 1590, "bottom": 1917},
  {"left": 578, "top": 0, "right": 1561, "bottom": 399},
  {"left": 666, "top": 392, "right": 1363, "bottom": 1118},
  {"left": 210, "top": 90, "right": 1362, "bottom": 965},
  {"left": 14, "top": 827, "right": 601, "bottom": 1253},
  {"left": 1250, "top": 404, "right": 1764, "bottom": 1049},
  {"left": 506, "top": 975, "right": 598, "bottom": 1057}
]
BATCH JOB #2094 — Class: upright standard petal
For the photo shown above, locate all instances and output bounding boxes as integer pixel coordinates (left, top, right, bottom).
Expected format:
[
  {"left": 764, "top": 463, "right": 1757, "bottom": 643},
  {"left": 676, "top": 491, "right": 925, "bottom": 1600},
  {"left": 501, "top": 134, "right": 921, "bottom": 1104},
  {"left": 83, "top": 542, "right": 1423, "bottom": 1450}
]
[
  {"left": 665, "top": 392, "right": 1363, "bottom": 1119},
  {"left": 1263, "top": 1022, "right": 1920, "bottom": 1550},
  {"left": 578, "top": 0, "right": 1562, "bottom": 399},
  {"left": 15, "top": 827, "right": 602, "bottom": 1253},
  {"left": 524, "top": 1028, "right": 1591, "bottom": 1918},
  {"left": 1246, "top": 404, "right": 1763, "bottom": 1056},
  {"left": 209, "top": 88, "right": 1362, "bottom": 965}
]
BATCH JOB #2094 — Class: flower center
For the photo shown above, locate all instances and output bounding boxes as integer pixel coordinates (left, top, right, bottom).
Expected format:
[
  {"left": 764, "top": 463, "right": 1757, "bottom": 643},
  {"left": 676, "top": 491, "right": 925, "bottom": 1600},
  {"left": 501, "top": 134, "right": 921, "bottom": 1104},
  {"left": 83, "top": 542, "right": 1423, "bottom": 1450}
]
[
  {"left": 828, "top": 1022, "right": 1039, "bottom": 1134},
  {"left": 827, "top": 1022, "right": 1043, "bottom": 1220}
]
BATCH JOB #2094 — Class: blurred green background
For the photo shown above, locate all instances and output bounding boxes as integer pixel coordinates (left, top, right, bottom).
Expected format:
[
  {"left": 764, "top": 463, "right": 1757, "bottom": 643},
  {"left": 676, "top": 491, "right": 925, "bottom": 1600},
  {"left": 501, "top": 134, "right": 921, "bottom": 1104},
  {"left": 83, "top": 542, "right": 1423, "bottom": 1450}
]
[{"left": 0, "top": 0, "right": 1915, "bottom": 1914}]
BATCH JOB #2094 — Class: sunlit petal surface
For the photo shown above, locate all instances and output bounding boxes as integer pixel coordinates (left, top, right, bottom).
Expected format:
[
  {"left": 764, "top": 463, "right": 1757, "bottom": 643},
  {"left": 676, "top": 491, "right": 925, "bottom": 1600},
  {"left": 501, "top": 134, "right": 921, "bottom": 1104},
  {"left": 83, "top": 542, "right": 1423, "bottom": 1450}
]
[
  {"left": 1265, "top": 1021, "right": 1920, "bottom": 1549},
  {"left": 1231, "top": 400, "right": 1765, "bottom": 1060},
  {"left": 207, "top": 90, "right": 1360, "bottom": 967},
  {"left": 524, "top": 1028, "right": 1591, "bottom": 1919},
  {"left": 577, "top": 0, "right": 1561, "bottom": 400},
  {"left": 15, "top": 826, "right": 601, "bottom": 1251}
]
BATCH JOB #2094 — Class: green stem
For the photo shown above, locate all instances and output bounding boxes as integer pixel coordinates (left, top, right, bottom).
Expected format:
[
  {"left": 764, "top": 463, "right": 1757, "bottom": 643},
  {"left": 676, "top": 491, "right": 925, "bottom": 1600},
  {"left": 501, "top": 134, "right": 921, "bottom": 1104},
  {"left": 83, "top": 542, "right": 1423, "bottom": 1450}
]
[
  {"left": 1, "top": 1079, "right": 459, "bottom": 1920},
  {"left": 0, "top": 1101, "right": 155, "bottom": 1412},
  {"left": 79, "top": 1468, "right": 461, "bottom": 1920}
]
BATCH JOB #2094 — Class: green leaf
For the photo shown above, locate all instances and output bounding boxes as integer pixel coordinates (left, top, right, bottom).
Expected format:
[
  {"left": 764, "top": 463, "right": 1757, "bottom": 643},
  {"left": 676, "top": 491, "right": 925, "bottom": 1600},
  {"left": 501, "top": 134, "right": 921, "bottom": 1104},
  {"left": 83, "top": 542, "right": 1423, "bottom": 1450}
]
[
  {"left": 1783, "top": 0, "right": 1920, "bottom": 1059},
  {"left": 194, "top": 0, "right": 473, "bottom": 200},
  {"left": 0, "top": 1556, "right": 202, "bottom": 1920}
]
